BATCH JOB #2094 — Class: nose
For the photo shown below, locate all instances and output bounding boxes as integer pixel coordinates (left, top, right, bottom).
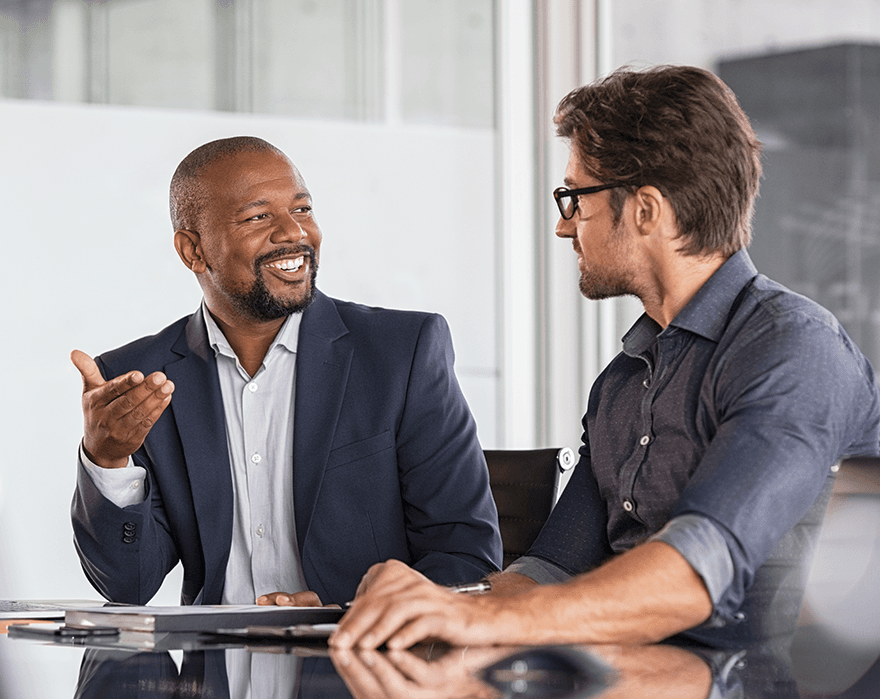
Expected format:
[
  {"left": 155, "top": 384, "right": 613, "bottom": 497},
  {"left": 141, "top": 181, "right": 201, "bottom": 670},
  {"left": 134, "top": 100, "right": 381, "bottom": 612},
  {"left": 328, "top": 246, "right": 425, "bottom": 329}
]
[
  {"left": 555, "top": 214, "right": 575, "bottom": 239},
  {"left": 271, "top": 211, "right": 307, "bottom": 245}
]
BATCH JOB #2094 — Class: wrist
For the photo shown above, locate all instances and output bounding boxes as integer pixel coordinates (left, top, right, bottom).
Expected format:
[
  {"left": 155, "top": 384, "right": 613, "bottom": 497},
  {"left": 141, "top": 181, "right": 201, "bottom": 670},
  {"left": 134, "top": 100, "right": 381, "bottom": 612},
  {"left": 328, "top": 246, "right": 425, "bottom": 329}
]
[{"left": 82, "top": 443, "right": 128, "bottom": 470}]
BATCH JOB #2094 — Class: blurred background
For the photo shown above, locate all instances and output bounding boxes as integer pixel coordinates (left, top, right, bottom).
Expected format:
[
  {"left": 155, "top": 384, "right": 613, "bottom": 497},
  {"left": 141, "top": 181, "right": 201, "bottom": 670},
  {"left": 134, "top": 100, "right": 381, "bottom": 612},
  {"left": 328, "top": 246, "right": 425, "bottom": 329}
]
[{"left": 0, "top": 0, "right": 878, "bottom": 695}]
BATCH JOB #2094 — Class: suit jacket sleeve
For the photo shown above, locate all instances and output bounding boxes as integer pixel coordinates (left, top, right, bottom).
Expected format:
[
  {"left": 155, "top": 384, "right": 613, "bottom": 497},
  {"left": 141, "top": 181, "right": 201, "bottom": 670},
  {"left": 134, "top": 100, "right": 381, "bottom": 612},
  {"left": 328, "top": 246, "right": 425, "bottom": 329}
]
[
  {"left": 70, "top": 358, "right": 183, "bottom": 605},
  {"left": 393, "top": 313, "right": 502, "bottom": 582}
]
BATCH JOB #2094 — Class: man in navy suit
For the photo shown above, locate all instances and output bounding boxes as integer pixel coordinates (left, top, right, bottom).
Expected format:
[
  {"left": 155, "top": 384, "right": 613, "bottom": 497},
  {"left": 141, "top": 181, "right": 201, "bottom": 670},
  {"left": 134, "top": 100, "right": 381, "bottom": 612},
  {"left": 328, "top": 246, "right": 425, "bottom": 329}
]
[{"left": 70, "top": 136, "right": 501, "bottom": 607}]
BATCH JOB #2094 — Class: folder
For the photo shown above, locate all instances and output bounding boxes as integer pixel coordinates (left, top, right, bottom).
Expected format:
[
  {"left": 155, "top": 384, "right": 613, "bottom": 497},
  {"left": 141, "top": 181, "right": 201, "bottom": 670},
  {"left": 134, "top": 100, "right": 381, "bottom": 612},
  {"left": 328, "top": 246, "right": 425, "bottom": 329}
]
[{"left": 64, "top": 604, "right": 343, "bottom": 633}]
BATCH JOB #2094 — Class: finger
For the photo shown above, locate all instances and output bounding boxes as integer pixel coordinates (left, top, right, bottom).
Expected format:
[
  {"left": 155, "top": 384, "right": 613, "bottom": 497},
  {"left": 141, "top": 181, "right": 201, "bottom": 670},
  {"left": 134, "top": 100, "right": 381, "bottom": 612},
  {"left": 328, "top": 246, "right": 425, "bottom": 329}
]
[
  {"left": 256, "top": 592, "right": 282, "bottom": 605},
  {"left": 351, "top": 561, "right": 428, "bottom": 603},
  {"left": 351, "top": 600, "right": 432, "bottom": 650},
  {"left": 363, "top": 650, "right": 421, "bottom": 695},
  {"left": 280, "top": 591, "right": 321, "bottom": 607},
  {"left": 81, "top": 382, "right": 173, "bottom": 467},
  {"left": 332, "top": 563, "right": 433, "bottom": 648},
  {"left": 70, "top": 349, "right": 107, "bottom": 392},
  {"left": 384, "top": 649, "right": 436, "bottom": 684},
  {"left": 353, "top": 561, "right": 392, "bottom": 599},
  {"left": 384, "top": 612, "right": 448, "bottom": 650},
  {"left": 99, "top": 373, "right": 173, "bottom": 423},
  {"left": 77, "top": 362, "right": 155, "bottom": 413},
  {"left": 101, "top": 382, "right": 173, "bottom": 444},
  {"left": 256, "top": 590, "right": 322, "bottom": 607},
  {"left": 333, "top": 650, "right": 385, "bottom": 699}
]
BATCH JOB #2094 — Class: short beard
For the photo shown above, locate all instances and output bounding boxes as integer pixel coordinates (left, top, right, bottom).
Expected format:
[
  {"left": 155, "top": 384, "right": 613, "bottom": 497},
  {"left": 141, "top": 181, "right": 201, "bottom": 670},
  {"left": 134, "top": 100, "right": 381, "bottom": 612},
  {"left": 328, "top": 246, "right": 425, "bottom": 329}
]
[{"left": 230, "top": 246, "right": 319, "bottom": 321}]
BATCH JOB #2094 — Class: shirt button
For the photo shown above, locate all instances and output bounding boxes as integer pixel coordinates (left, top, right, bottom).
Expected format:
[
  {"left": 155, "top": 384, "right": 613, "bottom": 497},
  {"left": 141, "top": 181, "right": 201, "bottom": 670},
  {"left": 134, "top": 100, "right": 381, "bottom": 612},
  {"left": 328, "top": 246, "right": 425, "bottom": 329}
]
[
  {"left": 622, "top": 500, "right": 634, "bottom": 512},
  {"left": 639, "top": 435, "right": 650, "bottom": 446},
  {"left": 247, "top": 382, "right": 258, "bottom": 392},
  {"left": 130, "top": 481, "right": 141, "bottom": 490},
  {"left": 256, "top": 525, "right": 265, "bottom": 537},
  {"left": 251, "top": 453, "right": 262, "bottom": 464}
]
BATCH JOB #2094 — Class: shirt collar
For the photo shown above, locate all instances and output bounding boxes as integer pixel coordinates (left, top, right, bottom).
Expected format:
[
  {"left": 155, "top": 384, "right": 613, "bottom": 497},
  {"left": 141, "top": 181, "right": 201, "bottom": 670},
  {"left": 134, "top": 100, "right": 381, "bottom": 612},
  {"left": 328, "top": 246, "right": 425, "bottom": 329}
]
[
  {"left": 201, "top": 300, "right": 302, "bottom": 363},
  {"left": 670, "top": 249, "right": 758, "bottom": 342},
  {"left": 622, "top": 249, "right": 758, "bottom": 356}
]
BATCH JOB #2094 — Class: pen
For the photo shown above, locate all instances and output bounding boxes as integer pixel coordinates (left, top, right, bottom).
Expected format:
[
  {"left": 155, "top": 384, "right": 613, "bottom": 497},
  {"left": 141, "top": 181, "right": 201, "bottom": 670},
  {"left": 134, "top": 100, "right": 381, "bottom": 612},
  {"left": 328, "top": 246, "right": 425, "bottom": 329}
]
[
  {"left": 343, "top": 580, "right": 492, "bottom": 608},
  {"left": 446, "top": 581, "right": 492, "bottom": 594},
  {"left": 342, "top": 580, "right": 492, "bottom": 609}
]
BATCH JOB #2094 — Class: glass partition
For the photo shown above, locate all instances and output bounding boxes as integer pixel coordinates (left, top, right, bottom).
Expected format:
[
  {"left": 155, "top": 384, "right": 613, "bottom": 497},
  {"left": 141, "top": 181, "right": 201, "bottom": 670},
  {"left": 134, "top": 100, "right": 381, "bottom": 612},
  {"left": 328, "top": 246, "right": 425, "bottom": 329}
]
[{"left": 607, "top": 0, "right": 880, "bottom": 373}]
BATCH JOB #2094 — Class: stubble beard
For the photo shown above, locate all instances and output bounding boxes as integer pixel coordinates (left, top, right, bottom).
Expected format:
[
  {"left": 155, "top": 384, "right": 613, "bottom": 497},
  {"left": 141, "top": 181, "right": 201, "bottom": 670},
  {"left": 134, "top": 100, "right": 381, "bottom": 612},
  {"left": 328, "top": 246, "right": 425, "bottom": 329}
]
[
  {"left": 576, "top": 221, "right": 639, "bottom": 301},
  {"left": 578, "top": 268, "right": 638, "bottom": 301}
]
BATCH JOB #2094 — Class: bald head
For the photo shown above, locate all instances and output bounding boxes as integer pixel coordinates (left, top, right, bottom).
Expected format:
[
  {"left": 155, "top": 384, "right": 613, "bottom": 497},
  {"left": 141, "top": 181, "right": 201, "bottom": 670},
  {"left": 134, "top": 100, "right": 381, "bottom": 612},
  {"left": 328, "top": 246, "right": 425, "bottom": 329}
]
[{"left": 170, "top": 136, "right": 288, "bottom": 232}]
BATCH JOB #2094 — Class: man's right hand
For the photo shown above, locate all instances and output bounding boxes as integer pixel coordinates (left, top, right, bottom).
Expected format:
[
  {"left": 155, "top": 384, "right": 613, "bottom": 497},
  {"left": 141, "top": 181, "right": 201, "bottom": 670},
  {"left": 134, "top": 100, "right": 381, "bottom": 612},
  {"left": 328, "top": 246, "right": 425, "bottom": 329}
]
[{"left": 71, "top": 349, "right": 174, "bottom": 470}]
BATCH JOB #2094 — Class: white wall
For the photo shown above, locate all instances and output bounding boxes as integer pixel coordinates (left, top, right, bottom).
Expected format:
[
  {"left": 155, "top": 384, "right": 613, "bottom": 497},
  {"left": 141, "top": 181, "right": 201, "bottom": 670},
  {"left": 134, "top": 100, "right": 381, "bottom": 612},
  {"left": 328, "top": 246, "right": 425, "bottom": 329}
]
[{"left": 0, "top": 98, "right": 496, "bottom": 603}]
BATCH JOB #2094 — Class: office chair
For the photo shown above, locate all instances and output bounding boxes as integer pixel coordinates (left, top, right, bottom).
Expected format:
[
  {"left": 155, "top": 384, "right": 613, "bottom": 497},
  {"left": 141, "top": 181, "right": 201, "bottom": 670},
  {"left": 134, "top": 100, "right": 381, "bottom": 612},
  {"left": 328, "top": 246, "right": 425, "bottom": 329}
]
[{"left": 484, "top": 447, "right": 576, "bottom": 569}]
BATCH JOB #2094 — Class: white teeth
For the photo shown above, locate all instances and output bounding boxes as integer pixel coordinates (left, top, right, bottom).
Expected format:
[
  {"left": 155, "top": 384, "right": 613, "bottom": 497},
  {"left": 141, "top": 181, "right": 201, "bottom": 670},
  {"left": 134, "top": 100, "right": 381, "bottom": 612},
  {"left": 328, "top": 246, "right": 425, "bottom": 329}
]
[{"left": 269, "top": 256, "right": 304, "bottom": 272}]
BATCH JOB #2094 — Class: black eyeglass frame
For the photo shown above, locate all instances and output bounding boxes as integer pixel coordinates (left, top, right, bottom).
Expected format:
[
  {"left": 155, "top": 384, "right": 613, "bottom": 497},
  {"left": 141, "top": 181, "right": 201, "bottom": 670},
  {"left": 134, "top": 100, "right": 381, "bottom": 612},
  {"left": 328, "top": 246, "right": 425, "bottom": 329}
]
[{"left": 553, "top": 183, "right": 629, "bottom": 220}]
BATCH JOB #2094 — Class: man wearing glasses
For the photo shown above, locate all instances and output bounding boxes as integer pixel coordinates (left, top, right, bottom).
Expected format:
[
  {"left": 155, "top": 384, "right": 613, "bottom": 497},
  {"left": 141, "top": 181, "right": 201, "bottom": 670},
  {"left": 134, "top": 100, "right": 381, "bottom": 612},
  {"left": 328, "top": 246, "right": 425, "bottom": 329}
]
[
  {"left": 70, "top": 136, "right": 502, "bottom": 608},
  {"left": 331, "top": 64, "right": 880, "bottom": 649}
]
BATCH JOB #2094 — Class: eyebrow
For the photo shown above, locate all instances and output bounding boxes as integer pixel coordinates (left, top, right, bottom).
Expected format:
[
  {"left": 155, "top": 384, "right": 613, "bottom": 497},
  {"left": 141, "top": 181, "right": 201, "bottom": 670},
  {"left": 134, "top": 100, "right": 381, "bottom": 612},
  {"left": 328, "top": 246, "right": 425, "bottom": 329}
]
[
  {"left": 563, "top": 176, "right": 577, "bottom": 187},
  {"left": 235, "top": 191, "right": 311, "bottom": 215}
]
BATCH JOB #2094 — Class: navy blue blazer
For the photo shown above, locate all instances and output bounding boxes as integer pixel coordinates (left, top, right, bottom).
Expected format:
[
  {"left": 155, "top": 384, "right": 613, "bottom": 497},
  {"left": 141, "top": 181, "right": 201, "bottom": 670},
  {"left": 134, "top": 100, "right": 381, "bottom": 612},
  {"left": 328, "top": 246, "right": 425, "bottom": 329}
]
[{"left": 72, "top": 291, "right": 501, "bottom": 605}]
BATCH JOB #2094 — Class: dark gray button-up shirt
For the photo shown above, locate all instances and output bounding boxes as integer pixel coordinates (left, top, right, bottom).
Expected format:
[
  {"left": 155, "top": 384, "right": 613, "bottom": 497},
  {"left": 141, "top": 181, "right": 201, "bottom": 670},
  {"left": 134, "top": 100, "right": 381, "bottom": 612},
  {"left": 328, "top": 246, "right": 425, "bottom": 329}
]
[{"left": 512, "top": 250, "right": 880, "bottom": 641}]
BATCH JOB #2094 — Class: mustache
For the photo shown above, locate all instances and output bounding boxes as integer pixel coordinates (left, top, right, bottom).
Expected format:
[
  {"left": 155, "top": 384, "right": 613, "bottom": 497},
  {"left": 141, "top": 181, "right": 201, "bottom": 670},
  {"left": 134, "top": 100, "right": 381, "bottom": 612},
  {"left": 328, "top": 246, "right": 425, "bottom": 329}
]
[{"left": 254, "top": 246, "right": 316, "bottom": 271}]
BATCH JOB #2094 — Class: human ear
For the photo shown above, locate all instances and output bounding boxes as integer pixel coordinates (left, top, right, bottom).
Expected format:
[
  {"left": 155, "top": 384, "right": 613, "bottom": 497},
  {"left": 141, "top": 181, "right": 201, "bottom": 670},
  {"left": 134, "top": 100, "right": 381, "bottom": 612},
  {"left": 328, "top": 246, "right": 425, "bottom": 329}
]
[
  {"left": 632, "top": 186, "right": 665, "bottom": 235},
  {"left": 174, "top": 229, "right": 206, "bottom": 273}
]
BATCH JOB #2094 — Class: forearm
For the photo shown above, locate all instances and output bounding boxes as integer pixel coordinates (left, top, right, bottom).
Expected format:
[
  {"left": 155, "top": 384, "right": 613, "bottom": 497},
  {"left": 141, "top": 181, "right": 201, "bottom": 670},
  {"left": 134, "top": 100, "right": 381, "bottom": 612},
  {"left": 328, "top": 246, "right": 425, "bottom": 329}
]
[
  {"left": 490, "top": 541, "right": 713, "bottom": 645},
  {"left": 484, "top": 570, "right": 539, "bottom": 596},
  {"left": 333, "top": 543, "right": 714, "bottom": 650}
]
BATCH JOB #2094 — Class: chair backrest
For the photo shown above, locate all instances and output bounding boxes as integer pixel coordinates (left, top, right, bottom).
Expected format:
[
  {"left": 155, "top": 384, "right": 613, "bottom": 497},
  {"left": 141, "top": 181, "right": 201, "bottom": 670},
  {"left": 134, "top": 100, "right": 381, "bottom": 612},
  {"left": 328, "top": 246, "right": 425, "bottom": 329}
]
[{"left": 484, "top": 447, "right": 576, "bottom": 569}]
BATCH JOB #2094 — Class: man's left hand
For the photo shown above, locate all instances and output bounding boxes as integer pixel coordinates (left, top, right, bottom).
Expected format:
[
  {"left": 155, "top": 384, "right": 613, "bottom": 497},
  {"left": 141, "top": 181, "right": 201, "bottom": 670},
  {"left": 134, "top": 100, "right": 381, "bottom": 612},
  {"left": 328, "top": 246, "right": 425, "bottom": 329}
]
[
  {"left": 329, "top": 560, "right": 505, "bottom": 650},
  {"left": 256, "top": 591, "right": 324, "bottom": 607}
]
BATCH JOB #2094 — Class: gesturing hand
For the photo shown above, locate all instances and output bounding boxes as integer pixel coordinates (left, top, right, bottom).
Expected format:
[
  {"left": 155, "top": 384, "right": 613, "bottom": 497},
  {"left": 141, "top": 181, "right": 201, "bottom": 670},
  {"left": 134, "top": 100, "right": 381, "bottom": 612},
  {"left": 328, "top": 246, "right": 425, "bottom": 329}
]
[{"left": 71, "top": 349, "right": 174, "bottom": 470}]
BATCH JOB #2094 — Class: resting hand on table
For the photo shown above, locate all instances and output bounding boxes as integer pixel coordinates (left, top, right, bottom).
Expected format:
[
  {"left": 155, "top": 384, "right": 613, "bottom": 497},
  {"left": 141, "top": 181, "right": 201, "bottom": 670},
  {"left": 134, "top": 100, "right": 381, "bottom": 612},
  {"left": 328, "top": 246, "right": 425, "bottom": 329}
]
[
  {"left": 256, "top": 590, "right": 325, "bottom": 607},
  {"left": 329, "top": 560, "right": 512, "bottom": 650},
  {"left": 71, "top": 349, "right": 174, "bottom": 470}
]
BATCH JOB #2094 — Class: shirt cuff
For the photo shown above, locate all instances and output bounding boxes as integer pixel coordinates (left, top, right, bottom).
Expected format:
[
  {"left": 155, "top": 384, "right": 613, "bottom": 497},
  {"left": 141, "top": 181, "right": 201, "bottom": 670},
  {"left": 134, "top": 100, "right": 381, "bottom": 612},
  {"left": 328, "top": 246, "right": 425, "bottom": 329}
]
[
  {"left": 505, "top": 556, "right": 573, "bottom": 585},
  {"left": 79, "top": 443, "right": 147, "bottom": 508},
  {"left": 648, "top": 514, "right": 734, "bottom": 611}
]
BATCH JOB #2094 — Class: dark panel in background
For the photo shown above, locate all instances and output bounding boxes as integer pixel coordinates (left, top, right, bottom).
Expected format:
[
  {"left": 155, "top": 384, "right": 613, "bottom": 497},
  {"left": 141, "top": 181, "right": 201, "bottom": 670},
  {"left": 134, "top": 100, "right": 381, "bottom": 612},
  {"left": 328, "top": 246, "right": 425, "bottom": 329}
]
[{"left": 719, "top": 43, "right": 880, "bottom": 370}]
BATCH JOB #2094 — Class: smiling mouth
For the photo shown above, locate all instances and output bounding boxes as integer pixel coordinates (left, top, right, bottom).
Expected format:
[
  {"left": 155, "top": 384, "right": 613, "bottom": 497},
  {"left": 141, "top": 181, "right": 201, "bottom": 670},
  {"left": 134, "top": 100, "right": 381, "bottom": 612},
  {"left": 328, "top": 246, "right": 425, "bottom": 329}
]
[{"left": 265, "top": 256, "right": 305, "bottom": 273}]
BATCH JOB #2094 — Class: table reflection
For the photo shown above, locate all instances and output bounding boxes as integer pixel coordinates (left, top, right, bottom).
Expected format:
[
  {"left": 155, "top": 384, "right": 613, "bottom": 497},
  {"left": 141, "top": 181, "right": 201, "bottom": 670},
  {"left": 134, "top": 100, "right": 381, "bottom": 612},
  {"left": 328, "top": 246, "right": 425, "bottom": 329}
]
[{"left": 64, "top": 638, "right": 808, "bottom": 699}]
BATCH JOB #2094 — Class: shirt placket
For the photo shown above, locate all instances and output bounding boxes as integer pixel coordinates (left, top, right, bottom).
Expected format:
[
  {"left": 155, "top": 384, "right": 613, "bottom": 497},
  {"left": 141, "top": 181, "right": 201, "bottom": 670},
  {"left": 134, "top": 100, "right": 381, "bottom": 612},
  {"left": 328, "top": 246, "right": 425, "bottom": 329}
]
[
  {"left": 241, "top": 369, "right": 272, "bottom": 594},
  {"left": 618, "top": 335, "right": 679, "bottom": 522}
]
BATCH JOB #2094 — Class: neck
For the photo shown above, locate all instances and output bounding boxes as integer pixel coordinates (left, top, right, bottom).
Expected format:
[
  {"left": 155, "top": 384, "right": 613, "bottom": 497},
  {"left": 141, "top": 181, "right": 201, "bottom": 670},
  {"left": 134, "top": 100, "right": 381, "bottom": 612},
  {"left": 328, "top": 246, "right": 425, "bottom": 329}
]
[
  {"left": 640, "top": 253, "right": 727, "bottom": 328},
  {"left": 208, "top": 309, "right": 286, "bottom": 377}
]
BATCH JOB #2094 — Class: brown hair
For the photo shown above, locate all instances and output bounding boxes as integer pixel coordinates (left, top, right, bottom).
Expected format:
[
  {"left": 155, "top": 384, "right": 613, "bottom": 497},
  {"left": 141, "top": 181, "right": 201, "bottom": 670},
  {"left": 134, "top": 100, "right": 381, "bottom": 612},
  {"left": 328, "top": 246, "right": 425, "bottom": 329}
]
[
  {"left": 169, "top": 136, "right": 286, "bottom": 231},
  {"left": 554, "top": 65, "right": 763, "bottom": 257}
]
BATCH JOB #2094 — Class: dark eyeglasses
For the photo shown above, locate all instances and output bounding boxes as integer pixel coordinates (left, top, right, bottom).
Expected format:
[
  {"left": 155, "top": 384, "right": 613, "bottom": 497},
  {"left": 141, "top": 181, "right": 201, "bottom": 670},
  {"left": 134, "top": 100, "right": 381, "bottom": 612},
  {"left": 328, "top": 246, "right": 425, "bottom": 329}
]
[{"left": 553, "top": 183, "right": 628, "bottom": 220}]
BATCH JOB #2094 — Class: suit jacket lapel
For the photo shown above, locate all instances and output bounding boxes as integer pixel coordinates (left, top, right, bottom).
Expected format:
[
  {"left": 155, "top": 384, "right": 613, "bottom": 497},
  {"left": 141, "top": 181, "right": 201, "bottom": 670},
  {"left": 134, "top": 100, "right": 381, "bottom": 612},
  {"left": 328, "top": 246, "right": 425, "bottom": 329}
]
[
  {"left": 164, "top": 308, "right": 234, "bottom": 604},
  {"left": 293, "top": 292, "right": 352, "bottom": 552}
]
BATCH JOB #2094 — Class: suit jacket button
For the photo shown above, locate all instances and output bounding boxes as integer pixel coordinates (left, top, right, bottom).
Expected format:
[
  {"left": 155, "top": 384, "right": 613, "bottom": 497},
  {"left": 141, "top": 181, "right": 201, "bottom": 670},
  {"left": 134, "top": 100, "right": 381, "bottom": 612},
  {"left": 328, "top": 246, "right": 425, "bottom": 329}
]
[
  {"left": 122, "top": 536, "right": 136, "bottom": 544},
  {"left": 123, "top": 522, "right": 136, "bottom": 532}
]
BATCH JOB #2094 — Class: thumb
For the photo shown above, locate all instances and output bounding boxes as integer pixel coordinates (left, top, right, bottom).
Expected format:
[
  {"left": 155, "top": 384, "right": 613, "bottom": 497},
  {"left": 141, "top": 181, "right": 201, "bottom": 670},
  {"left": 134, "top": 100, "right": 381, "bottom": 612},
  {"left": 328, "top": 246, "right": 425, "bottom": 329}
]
[{"left": 70, "top": 349, "right": 106, "bottom": 392}]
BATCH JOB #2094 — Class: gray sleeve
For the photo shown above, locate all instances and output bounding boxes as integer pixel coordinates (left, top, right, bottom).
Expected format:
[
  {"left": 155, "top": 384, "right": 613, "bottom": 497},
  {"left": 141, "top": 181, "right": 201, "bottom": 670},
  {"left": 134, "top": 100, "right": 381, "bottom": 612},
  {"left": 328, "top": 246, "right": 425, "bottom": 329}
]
[
  {"left": 648, "top": 513, "right": 734, "bottom": 614},
  {"left": 504, "top": 556, "right": 574, "bottom": 585},
  {"left": 506, "top": 514, "right": 733, "bottom": 600}
]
